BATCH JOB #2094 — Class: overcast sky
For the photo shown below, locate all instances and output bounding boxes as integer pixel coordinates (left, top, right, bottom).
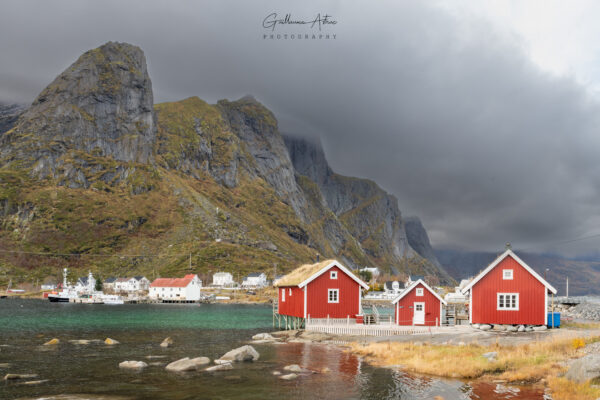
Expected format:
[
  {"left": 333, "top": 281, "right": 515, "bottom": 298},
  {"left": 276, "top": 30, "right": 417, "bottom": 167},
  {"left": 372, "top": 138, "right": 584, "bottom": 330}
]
[{"left": 2, "top": 0, "right": 600, "bottom": 256}]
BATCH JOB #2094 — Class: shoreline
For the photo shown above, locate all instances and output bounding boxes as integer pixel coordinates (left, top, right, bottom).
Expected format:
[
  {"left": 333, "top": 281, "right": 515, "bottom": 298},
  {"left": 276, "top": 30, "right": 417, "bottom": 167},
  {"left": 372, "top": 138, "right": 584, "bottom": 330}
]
[{"left": 265, "top": 323, "right": 600, "bottom": 400}]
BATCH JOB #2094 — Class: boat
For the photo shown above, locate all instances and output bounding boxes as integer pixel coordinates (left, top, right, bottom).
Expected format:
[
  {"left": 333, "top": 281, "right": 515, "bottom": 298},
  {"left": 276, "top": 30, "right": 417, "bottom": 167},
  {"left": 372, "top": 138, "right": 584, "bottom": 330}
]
[
  {"left": 96, "top": 294, "right": 124, "bottom": 305},
  {"left": 48, "top": 268, "right": 124, "bottom": 304}
]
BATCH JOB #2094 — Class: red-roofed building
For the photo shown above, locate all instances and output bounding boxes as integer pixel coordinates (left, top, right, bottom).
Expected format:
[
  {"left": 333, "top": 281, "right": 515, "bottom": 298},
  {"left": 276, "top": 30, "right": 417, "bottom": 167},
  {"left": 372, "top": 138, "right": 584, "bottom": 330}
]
[{"left": 149, "top": 274, "right": 202, "bottom": 301}]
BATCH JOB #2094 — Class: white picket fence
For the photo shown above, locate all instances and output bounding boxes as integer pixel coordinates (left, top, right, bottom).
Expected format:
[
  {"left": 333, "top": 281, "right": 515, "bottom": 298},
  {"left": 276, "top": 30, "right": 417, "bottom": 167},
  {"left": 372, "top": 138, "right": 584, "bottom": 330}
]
[{"left": 304, "top": 317, "right": 438, "bottom": 336}]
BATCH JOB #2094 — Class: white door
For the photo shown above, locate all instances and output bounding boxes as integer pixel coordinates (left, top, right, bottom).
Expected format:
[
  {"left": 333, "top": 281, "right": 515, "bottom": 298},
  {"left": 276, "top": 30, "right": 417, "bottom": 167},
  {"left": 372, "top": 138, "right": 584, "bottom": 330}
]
[{"left": 413, "top": 302, "right": 425, "bottom": 325}]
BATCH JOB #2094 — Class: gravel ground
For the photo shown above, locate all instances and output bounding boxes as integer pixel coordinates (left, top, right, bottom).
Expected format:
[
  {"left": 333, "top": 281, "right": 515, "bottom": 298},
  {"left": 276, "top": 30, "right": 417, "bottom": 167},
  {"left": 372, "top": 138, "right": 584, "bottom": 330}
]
[{"left": 564, "top": 302, "right": 600, "bottom": 321}]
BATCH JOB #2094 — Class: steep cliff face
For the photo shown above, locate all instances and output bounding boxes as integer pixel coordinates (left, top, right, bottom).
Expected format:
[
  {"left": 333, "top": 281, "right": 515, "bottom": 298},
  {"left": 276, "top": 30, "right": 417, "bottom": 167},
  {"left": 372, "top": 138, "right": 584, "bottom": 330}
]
[
  {"left": 0, "top": 42, "right": 453, "bottom": 285},
  {"left": 0, "top": 42, "right": 156, "bottom": 189},
  {"left": 284, "top": 135, "right": 452, "bottom": 282}
]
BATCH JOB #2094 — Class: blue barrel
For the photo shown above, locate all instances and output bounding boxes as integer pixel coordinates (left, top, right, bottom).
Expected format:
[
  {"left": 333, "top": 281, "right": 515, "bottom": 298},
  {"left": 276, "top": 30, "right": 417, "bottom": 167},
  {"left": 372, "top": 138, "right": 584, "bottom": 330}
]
[{"left": 547, "top": 312, "right": 561, "bottom": 328}]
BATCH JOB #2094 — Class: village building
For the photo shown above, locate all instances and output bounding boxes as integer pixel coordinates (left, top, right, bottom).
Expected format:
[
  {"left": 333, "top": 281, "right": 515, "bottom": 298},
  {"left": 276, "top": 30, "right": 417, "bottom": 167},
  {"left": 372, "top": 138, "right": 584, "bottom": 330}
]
[
  {"left": 149, "top": 274, "right": 202, "bottom": 301},
  {"left": 212, "top": 272, "right": 235, "bottom": 287},
  {"left": 275, "top": 259, "right": 369, "bottom": 321},
  {"left": 124, "top": 276, "right": 150, "bottom": 292},
  {"left": 103, "top": 277, "right": 117, "bottom": 290},
  {"left": 113, "top": 278, "right": 130, "bottom": 292},
  {"left": 405, "top": 275, "right": 425, "bottom": 288},
  {"left": 383, "top": 281, "right": 403, "bottom": 297},
  {"left": 461, "top": 249, "right": 557, "bottom": 326},
  {"left": 241, "top": 272, "right": 267, "bottom": 288},
  {"left": 392, "top": 279, "right": 446, "bottom": 326}
]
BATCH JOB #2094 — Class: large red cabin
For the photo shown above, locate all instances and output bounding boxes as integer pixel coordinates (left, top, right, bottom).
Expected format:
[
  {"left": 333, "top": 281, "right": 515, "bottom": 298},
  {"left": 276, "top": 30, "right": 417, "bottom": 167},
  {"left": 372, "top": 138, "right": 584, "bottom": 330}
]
[
  {"left": 275, "top": 259, "right": 369, "bottom": 320},
  {"left": 392, "top": 279, "right": 446, "bottom": 326},
  {"left": 461, "top": 249, "right": 557, "bottom": 326}
]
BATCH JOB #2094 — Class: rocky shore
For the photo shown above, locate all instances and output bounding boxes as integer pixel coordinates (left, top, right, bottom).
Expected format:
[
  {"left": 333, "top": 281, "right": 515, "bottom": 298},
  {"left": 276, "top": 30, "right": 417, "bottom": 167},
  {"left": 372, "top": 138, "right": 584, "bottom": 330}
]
[{"left": 562, "top": 301, "right": 600, "bottom": 321}]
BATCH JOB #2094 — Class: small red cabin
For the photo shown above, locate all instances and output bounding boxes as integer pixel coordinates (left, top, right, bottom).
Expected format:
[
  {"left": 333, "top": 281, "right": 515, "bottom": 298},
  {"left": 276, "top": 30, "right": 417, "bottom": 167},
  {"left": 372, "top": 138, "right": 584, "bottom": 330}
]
[
  {"left": 392, "top": 279, "right": 446, "bottom": 326},
  {"left": 275, "top": 259, "right": 369, "bottom": 319},
  {"left": 461, "top": 249, "right": 557, "bottom": 326}
]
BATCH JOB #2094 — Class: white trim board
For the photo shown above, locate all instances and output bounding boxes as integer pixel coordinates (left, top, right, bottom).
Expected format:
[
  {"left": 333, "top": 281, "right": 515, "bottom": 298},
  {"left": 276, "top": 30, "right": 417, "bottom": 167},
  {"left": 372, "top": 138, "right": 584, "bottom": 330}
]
[
  {"left": 461, "top": 249, "right": 557, "bottom": 295},
  {"left": 298, "top": 260, "right": 369, "bottom": 289},
  {"left": 391, "top": 279, "right": 447, "bottom": 305}
]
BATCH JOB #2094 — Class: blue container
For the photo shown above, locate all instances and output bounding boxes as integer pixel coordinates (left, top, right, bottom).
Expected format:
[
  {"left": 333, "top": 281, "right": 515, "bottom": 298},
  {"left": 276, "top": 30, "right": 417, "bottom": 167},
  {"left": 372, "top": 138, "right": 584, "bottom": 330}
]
[{"left": 547, "top": 312, "right": 561, "bottom": 328}]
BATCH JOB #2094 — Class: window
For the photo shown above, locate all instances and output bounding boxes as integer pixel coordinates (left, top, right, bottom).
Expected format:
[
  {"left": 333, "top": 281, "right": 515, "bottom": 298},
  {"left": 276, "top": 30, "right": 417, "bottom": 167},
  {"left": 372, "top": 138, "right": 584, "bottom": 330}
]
[
  {"left": 281, "top": 288, "right": 285, "bottom": 302},
  {"left": 497, "top": 293, "right": 519, "bottom": 310},
  {"left": 416, "top": 288, "right": 424, "bottom": 296},
  {"left": 415, "top": 304, "right": 423, "bottom": 311},
  {"left": 330, "top": 271, "right": 338, "bottom": 279},
  {"left": 503, "top": 269, "right": 513, "bottom": 280},
  {"left": 328, "top": 289, "right": 339, "bottom": 303},
  {"left": 289, "top": 288, "right": 292, "bottom": 296}
]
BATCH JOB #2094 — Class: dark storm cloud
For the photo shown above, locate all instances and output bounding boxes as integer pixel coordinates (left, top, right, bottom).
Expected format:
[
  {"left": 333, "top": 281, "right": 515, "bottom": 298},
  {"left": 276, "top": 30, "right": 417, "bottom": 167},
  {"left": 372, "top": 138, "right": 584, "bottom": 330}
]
[{"left": 2, "top": 0, "right": 600, "bottom": 254}]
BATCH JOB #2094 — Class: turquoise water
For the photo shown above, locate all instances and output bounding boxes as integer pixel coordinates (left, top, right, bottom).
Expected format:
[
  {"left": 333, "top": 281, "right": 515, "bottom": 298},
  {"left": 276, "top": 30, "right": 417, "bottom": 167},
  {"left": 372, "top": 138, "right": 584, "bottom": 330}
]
[{"left": 0, "top": 299, "right": 545, "bottom": 400}]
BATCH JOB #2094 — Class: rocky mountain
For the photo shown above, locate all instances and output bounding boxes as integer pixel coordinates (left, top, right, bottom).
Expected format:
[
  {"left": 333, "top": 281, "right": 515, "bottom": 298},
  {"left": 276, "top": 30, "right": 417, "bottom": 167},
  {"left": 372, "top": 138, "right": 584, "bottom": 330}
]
[
  {"left": 0, "top": 41, "right": 452, "bottom": 285},
  {"left": 436, "top": 248, "right": 600, "bottom": 295}
]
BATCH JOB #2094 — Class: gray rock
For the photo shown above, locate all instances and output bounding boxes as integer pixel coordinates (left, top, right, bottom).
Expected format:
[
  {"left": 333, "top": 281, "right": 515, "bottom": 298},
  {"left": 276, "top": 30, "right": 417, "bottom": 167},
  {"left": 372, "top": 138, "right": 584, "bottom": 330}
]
[
  {"left": 4, "top": 373, "right": 38, "bottom": 380},
  {"left": 525, "top": 327, "right": 534, "bottom": 332},
  {"left": 533, "top": 326, "right": 548, "bottom": 331},
  {"left": 217, "top": 345, "right": 259, "bottom": 362},
  {"left": 283, "top": 364, "right": 309, "bottom": 373},
  {"left": 506, "top": 325, "right": 518, "bottom": 332},
  {"left": 517, "top": 325, "right": 525, "bottom": 332},
  {"left": 160, "top": 337, "right": 173, "bottom": 348},
  {"left": 279, "top": 373, "right": 298, "bottom": 380},
  {"left": 272, "top": 371, "right": 281, "bottom": 376},
  {"left": 471, "top": 324, "right": 480, "bottom": 329},
  {"left": 214, "top": 359, "right": 234, "bottom": 365},
  {"left": 165, "top": 357, "right": 211, "bottom": 372},
  {"left": 205, "top": 363, "right": 234, "bottom": 372},
  {"left": 566, "top": 354, "right": 600, "bottom": 383},
  {"left": 17, "top": 379, "right": 49, "bottom": 386},
  {"left": 479, "top": 324, "right": 492, "bottom": 331},
  {"left": 118, "top": 361, "right": 148, "bottom": 370},
  {"left": 492, "top": 325, "right": 507, "bottom": 331},
  {"left": 252, "top": 333, "right": 275, "bottom": 341},
  {"left": 482, "top": 352, "right": 497, "bottom": 361}
]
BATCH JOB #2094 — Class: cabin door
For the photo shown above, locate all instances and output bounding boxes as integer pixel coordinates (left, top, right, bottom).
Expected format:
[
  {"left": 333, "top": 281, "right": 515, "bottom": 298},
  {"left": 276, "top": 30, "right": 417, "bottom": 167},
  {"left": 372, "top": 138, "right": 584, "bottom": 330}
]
[{"left": 413, "top": 302, "right": 425, "bottom": 325}]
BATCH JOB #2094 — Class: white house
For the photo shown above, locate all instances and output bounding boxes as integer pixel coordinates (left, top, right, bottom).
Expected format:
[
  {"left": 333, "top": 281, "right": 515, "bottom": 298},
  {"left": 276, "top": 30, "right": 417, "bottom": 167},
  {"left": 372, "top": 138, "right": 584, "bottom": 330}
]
[
  {"left": 124, "top": 276, "right": 150, "bottom": 292},
  {"left": 241, "top": 272, "right": 267, "bottom": 288},
  {"left": 406, "top": 275, "right": 425, "bottom": 287},
  {"left": 383, "top": 280, "right": 403, "bottom": 297},
  {"left": 103, "top": 277, "right": 117, "bottom": 290},
  {"left": 212, "top": 272, "right": 235, "bottom": 287},
  {"left": 149, "top": 274, "right": 202, "bottom": 301},
  {"left": 114, "top": 278, "right": 129, "bottom": 292}
]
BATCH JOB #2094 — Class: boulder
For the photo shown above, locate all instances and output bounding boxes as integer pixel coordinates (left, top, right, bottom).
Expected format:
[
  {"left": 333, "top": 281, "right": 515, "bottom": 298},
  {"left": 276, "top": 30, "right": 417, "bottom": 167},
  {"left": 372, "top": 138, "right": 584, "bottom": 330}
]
[
  {"left": 18, "top": 379, "right": 49, "bottom": 386},
  {"left": 104, "top": 338, "right": 119, "bottom": 345},
  {"left": 566, "top": 354, "right": 600, "bottom": 383},
  {"left": 214, "top": 359, "right": 234, "bottom": 365},
  {"left": 506, "top": 325, "right": 518, "bottom": 332},
  {"left": 272, "top": 371, "right": 281, "bottom": 376},
  {"left": 43, "top": 338, "right": 59, "bottom": 345},
  {"left": 482, "top": 352, "right": 497, "bottom": 361},
  {"left": 479, "top": 324, "right": 492, "bottom": 331},
  {"left": 525, "top": 326, "right": 533, "bottom": 332},
  {"left": 118, "top": 361, "right": 148, "bottom": 370},
  {"left": 533, "top": 326, "right": 548, "bottom": 331},
  {"left": 252, "top": 333, "right": 275, "bottom": 341},
  {"left": 165, "top": 357, "right": 211, "bottom": 372},
  {"left": 4, "top": 373, "right": 38, "bottom": 380},
  {"left": 517, "top": 325, "right": 525, "bottom": 332},
  {"left": 160, "top": 337, "right": 173, "bottom": 348},
  {"left": 146, "top": 355, "right": 167, "bottom": 359},
  {"left": 283, "top": 364, "right": 310, "bottom": 373},
  {"left": 280, "top": 373, "right": 298, "bottom": 380},
  {"left": 205, "top": 363, "right": 233, "bottom": 372},
  {"left": 69, "top": 340, "right": 91, "bottom": 345},
  {"left": 471, "top": 324, "right": 480, "bottom": 329},
  {"left": 492, "top": 325, "right": 506, "bottom": 331},
  {"left": 217, "top": 345, "right": 259, "bottom": 362}
]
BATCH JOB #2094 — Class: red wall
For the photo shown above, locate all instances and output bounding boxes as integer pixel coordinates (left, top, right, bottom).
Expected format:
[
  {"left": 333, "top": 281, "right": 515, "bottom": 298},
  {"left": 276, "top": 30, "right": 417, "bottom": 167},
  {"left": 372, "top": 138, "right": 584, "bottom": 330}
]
[
  {"left": 278, "top": 286, "right": 304, "bottom": 318},
  {"left": 471, "top": 255, "right": 546, "bottom": 325},
  {"left": 395, "top": 282, "right": 442, "bottom": 326},
  {"left": 306, "top": 266, "right": 361, "bottom": 318}
]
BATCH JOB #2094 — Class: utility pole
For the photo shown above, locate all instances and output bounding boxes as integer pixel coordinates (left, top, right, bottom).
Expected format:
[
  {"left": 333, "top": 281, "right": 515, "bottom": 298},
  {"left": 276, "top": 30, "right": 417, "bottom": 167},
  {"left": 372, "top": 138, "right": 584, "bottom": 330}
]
[
  {"left": 566, "top": 277, "right": 569, "bottom": 298},
  {"left": 189, "top": 253, "right": 192, "bottom": 270}
]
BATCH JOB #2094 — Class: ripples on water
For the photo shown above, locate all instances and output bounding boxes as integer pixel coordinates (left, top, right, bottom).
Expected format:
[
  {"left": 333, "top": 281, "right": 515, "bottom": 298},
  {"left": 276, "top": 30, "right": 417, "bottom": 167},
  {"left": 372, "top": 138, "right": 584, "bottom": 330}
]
[{"left": 0, "top": 299, "right": 546, "bottom": 399}]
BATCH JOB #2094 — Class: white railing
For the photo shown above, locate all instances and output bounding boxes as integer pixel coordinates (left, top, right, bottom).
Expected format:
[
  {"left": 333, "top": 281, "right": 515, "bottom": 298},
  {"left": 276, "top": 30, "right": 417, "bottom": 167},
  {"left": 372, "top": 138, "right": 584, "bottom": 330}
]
[{"left": 306, "top": 323, "right": 435, "bottom": 336}]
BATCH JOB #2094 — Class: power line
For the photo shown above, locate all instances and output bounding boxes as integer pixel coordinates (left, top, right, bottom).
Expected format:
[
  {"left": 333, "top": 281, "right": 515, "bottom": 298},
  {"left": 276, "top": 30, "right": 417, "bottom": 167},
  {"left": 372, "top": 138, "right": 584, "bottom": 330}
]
[
  {"left": 520, "top": 232, "right": 600, "bottom": 251},
  {"left": 0, "top": 249, "right": 162, "bottom": 258}
]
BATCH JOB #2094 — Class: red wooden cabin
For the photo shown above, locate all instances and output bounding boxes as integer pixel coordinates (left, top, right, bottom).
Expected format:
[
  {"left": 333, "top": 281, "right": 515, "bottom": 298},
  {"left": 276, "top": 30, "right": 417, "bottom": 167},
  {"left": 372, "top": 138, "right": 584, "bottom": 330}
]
[
  {"left": 461, "top": 249, "right": 557, "bottom": 326},
  {"left": 392, "top": 279, "right": 446, "bottom": 326},
  {"left": 275, "top": 259, "right": 369, "bottom": 320}
]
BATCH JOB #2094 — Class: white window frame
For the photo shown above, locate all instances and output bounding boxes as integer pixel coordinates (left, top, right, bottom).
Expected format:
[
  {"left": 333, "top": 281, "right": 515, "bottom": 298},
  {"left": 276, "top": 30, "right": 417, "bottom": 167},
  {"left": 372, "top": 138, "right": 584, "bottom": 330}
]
[
  {"left": 330, "top": 271, "right": 338, "bottom": 280},
  {"left": 328, "top": 289, "right": 339, "bottom": 303},
  {"left": 281, "top": 288, "right": 285, "bottom": 302},
  {"left": 497, "top": 293, "right": 519, "bottom": 311},
  {"left": 289, "top": 288, "right": 292, "bottom": 296},
  {"left": 416, "top": 288, "right": 424, "bottom": 296},
  {"left": 503, "top": 269, "right": 514, "bottom": 280}
]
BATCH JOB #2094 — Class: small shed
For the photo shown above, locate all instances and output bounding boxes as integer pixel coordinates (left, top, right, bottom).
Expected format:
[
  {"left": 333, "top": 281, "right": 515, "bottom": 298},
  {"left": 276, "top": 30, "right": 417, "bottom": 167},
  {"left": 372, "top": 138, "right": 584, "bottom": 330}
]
[
  {"left": 392, "top": 279, "right": 446, "bottom": 326},
  {"left": 275, "top": 259, "right": 369, "bottom": 320}
]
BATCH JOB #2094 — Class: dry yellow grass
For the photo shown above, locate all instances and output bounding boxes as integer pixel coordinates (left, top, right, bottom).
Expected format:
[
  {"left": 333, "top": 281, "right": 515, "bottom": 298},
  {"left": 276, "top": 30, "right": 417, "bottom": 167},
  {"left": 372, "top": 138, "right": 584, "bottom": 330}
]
[
  {"left": 548, "top": 376, "right": 600, "bottom": 400},
  {"left": 349, "top": 336, "right": 599, "bottom": 384}
]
